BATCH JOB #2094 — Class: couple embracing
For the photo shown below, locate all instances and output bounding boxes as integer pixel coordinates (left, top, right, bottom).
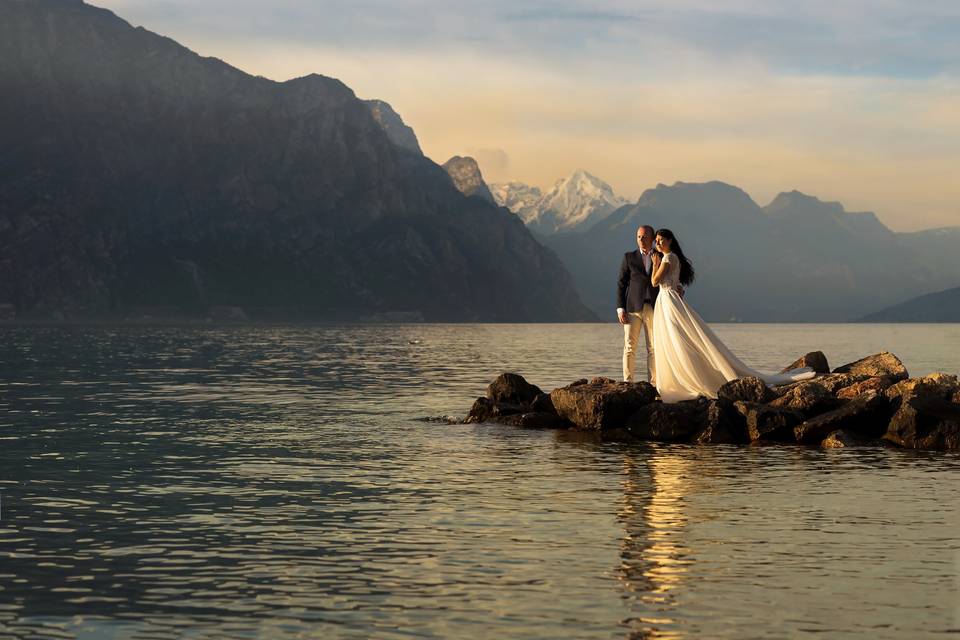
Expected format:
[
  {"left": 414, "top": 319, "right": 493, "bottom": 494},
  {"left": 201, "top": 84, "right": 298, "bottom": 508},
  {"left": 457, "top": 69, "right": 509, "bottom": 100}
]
[{"left": 617, "top": 225, "right": 814, "bottom": 403}]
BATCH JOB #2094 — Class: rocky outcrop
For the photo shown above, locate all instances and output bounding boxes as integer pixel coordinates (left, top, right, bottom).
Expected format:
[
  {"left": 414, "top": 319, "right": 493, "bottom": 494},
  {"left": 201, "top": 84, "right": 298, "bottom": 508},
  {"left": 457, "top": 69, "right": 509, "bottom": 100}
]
[
  {"left": 885, "top": 394, "right": 960, "bottom": 450},
  {"left": 836, "top": 376, "right": 896, "bottom": 400},
  {"left": 549, "top": 377, "right": 657, "bottom": 430},
  {"left": 793, "top": 391, "right": 889, "bottom": 444},
  {"left": 441, "top": 156, "right": 496, "bottom": 203},
  {"left": 736, "top": 402, "right": 804, "bottom": 442},
  {"left": 486, "top": 373, "right": 543, "bottom": 406},
  {"left": 768, "top": 380, "right": 840, "bottom": 417},
  {"left": 718, "top": 377, "right": 776, "bottom": 404},
  {"left": 833, "top": 352, "right": 908, "bottom": 381},
  {"left": 625, "top": 400, "right": 706, "bottom": 442},
  {"left": 460, "top": 353, "right": 960, "bottom": 451}
]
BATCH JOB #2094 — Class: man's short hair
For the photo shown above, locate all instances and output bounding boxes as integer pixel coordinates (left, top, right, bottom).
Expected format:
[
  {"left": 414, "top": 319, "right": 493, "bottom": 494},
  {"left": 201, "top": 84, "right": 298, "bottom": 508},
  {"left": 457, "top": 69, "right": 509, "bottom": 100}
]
[{"left": 639, "top": 225, "right": 655, "bottom": 236}]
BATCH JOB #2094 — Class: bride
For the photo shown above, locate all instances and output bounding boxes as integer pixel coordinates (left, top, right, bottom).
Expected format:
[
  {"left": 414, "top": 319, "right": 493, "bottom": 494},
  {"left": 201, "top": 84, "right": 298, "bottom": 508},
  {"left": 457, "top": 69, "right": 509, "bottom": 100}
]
[{"left": 649, "top": 228, "right": 815, "bottom": 403}]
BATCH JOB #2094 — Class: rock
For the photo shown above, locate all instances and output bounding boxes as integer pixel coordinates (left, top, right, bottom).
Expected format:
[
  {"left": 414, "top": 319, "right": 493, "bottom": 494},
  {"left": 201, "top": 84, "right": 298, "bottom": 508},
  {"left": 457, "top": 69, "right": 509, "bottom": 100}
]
[
  {"left": 529, "top": 392, "right": 556, "bottom": 415},
  {"left": 464, "top": 397, "right": 523, "bottom": 424},
  {"left": 884, "top": 393, "right": 960, "bottom": 450},
  {"left": 884, "top": 373, "right": 959, "bottom": 408},
  {"left": 953, "top": 390, "right": 960, "bottom": 405},
  {"left": 836, "top": 376, "right": 896, "bottom": 400},
  {"left": 781, "top": 351, "right": 830, "bottom": 375},
  {"left": 813, "top": 373, "right": 873, "bottom": 395},
  {"left": 625, "top": 400, "right": 706, "bottom": 442},
  {"left": 717, "top": 377, "right": 776, "bottom": 404},
  {"left": 486, "top": 373, "right": 543, "bottom": 406},
  {"left": 499, "top": 412, "right": 573, "bottom": 429},
  {"left": 794, "top": 391, "right": 890, "bottom": 444},
  {"left": 693, "top": 399, "right": 748, "bottom": 444},
  {"left": 833, "top": 352, "right": 908, "bottom": 381},
  {"left": 441, "top": 156, "right": 496, "bottom": 203},
  {"left": 736, "top": 402, "right": 804, "bottom": 442},
  {"left": 768, "top": 381, "right": 842, "bottom": 417},
  {"left": 550, "top": 379, "right": 658, "bottom": 430},
  {"left": 821, "top": 430, "right": 887, "bottom": 448}
]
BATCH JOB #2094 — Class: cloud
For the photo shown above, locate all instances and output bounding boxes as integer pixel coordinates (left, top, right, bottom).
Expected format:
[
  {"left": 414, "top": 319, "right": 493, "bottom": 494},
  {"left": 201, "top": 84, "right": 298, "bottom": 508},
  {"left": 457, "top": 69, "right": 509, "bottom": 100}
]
[
  {"left": 467, "top": 149, "right": 511, "bottom": 181},
  {"left": 98, "top": 0, "right": 960, "bottom": 77}
]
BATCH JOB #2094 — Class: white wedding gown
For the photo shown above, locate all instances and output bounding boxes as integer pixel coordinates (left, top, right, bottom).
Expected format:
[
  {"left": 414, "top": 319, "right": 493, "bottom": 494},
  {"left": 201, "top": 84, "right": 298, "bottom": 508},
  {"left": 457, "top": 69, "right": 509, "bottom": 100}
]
[{"left": 652, "top": 253, "right": 815, "bottom": 403}]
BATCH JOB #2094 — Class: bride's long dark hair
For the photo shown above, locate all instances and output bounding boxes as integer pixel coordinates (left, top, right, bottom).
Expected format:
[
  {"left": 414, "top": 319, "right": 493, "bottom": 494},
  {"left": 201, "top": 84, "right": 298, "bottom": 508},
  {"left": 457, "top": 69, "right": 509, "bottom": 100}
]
[{"left": 656, "top": 228, "right": 695, "bottom": 286}]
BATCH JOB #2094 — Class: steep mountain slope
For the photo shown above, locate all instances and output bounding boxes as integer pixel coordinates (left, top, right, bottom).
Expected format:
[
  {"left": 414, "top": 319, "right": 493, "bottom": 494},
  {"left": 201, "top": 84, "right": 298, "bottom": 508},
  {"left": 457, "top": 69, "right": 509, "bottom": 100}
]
[
  {"left": 0, "top": 0, "right": 593, "bottom": 322},
  {"left": 364, "top": 99, "right": 423, "bottom": 155}
]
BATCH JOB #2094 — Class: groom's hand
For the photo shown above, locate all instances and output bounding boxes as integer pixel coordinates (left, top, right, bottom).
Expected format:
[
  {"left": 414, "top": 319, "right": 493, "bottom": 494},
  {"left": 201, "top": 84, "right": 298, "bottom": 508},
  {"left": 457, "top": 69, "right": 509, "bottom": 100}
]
[{"left": 617, "top": 309, "right": 627, "bottom": 325}]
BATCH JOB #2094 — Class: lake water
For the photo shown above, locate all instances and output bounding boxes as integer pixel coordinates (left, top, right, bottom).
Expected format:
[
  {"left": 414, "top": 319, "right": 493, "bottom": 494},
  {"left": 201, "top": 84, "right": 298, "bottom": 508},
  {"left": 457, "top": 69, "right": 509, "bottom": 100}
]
[{"left": 1, "top": 323, "right": 959, "bottom": 639}]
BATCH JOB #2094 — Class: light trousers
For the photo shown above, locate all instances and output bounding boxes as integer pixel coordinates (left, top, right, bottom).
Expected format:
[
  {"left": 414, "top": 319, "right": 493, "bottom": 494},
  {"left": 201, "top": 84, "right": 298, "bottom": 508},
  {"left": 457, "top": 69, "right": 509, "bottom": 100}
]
[{"left": 623, "top": 304, "right": 655, "bottom": 384}]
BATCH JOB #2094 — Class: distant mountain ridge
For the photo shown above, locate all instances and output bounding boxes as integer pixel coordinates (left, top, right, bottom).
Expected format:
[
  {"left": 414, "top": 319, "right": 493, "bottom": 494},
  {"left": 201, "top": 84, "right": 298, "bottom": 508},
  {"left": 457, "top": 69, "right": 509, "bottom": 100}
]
[
  {"left": 539, "top": 180, "right": 960, "bottom": 321},
  {"left": 0, "top": 0, "right": 594, "bottom": 322},
  {"left": 859, "top": 286, "right": 960, "bottom": 322},
  {"left": 491, "top": 170, "right": 628, "bottom": 235}
]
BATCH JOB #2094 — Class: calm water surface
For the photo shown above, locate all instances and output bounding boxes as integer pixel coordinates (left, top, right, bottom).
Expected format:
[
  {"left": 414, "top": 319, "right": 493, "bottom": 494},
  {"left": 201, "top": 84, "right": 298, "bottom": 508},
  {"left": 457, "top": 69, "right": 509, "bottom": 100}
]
[{"left": 1, "top": 323, "right": 959, "bottom": 639}]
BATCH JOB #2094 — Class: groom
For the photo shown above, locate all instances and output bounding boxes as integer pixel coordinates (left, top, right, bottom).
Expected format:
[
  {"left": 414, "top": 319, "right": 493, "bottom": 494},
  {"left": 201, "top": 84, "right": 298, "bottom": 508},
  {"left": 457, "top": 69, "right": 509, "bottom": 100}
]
[{"left": 617, "top": 225, "right": 659, "bottom": 384}]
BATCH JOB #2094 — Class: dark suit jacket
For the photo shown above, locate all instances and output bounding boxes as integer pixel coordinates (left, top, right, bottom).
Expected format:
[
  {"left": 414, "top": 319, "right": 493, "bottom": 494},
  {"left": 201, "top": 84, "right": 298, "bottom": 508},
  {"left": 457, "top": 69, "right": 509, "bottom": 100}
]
[{"left": 617, "top": 250, "right": 659, "bottom": 312}]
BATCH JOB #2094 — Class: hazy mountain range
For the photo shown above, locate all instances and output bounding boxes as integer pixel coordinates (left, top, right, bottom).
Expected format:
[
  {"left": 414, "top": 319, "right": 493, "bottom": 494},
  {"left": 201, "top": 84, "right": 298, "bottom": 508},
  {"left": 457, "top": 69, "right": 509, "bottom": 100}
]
[
  {"left": 0, "top": 0, "right": 594, "bottom": 322},
  {"left": 859, "top": 286, "right": 960, "bottom": 322},
  {"left": 538, "top": 181, "right": 960, "bottom": 321}
]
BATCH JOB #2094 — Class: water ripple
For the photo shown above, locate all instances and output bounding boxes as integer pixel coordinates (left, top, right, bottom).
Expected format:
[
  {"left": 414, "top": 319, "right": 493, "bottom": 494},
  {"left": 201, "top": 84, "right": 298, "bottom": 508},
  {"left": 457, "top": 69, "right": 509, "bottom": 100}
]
[{"left": 0, "top": 325, "right": 958, "bottom": 639}]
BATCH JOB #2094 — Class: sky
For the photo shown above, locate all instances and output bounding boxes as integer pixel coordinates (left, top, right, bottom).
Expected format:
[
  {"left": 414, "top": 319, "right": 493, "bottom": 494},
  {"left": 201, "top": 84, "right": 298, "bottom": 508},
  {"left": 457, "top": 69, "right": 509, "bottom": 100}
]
[{"left": 96, "top": 0, "right": 960, "bottom": 231}]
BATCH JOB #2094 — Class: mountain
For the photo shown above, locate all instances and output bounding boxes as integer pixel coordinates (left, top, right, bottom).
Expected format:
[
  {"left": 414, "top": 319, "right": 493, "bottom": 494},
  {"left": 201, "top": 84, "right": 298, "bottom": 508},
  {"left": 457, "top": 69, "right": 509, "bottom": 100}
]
[
  {"left": 859, "top": 286, "right": 960, "bottom": 322},
  {"left": 489, "top": 182, "right": 543, "bottom": 217},
  {"left": 364, "top": 99, "right": 422, "bottom": 155},
  {"left": 540, "top": 181, "right": 959, "bottom": 321},
  {"left": 0, "top": 0, "right": 594, "bottom": 322},
  {"left": 898, "top": 227, "right": 960, "bottom": 282},
  {"left": 491, "top": 170, "right": 628, "bottom": 235},
  {"left": 441, "top": 156, "right": 495, "bottom": 203}
]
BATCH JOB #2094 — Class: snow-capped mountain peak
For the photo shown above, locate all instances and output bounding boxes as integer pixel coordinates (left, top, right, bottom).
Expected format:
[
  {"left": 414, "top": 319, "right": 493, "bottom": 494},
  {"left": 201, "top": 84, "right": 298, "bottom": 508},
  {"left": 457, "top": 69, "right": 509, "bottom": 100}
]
[{"left": 491, "top": 169, "right": 628, "bottom": 234}]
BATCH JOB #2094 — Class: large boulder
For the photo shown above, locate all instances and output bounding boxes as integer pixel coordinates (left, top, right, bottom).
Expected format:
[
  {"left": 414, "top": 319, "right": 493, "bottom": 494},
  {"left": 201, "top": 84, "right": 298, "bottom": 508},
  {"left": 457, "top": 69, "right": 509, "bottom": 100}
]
[
  {"left": 693, "top": 399, "right": 748, "bottom": 444},
  {"left": 718, "top": 377, "right": 776, "bottom": 404},
  {"left": 836, "top": 376, "right": 896, "bottom": 400},
  {"left": 735, "top": 401, "right": 804, "bottom": 442},
  {"left": 781, "top": 351, "right": 830, "bottom": 375},
  {"left": 768, "top": 381, "right": 841, "bottom": 417},
  {"left": 625, "top": 400, "right": 706, "bottom": 442},
  {"left": 486, "top": 373, "right": 543, "bottom": 406},
  {"left": 550, "top": 378, "right": 658, "bottom": 430},
  {"left": 884, "top": 393, "right": 960, "bottom": 450},
  {"left": 884, "top": 373, "right": 959, "bottom": 408},
  {"left": 833, "top": 352, "right": 908, "bottom": 381},
  {"left": 814, "top": 373, "right": 873, "bottom": 395},
  {"left": 793, "top": 391, "right": 890, "bottom": 444}
]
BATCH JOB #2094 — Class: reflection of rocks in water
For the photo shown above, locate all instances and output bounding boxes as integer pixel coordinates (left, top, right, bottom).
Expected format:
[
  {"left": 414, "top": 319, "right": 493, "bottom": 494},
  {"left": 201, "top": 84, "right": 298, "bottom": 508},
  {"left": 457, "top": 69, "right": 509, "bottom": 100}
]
[{"left": 618, "top": 452, "right": 693, "bottom": 639}]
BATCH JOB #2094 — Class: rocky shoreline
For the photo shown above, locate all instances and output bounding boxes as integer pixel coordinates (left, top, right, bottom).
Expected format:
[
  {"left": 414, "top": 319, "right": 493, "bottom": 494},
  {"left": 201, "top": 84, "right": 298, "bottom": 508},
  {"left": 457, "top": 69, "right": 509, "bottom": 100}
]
[{"left": 462, "top": 352, "right": 960, "bottom": 451}]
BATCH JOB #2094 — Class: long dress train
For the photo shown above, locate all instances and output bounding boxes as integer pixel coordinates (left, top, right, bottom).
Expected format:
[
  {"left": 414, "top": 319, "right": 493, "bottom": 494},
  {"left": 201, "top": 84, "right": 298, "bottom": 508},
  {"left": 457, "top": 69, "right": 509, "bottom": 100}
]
[{"left": 652, "top": 253, "right": 815, "bottom": 403}]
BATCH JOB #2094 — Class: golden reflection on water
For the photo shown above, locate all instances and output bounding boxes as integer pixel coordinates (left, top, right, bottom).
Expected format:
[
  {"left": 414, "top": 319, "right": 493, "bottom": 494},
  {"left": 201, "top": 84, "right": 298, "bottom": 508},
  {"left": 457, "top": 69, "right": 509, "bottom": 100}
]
[{"left": 619, "top": 452, "right": 694, "bottom": 639}]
